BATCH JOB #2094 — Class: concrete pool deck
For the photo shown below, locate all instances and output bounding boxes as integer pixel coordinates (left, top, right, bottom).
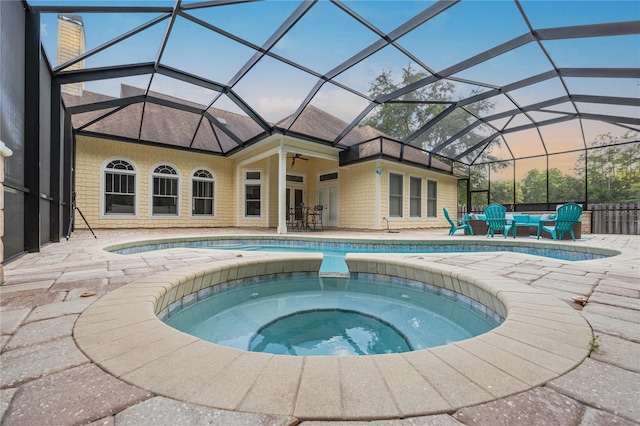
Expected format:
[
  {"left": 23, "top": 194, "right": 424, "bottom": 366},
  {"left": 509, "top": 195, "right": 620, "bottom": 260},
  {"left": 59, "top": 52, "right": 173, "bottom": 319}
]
[{"left": 1, "top": 229, "right": 639, "bottom": 425}]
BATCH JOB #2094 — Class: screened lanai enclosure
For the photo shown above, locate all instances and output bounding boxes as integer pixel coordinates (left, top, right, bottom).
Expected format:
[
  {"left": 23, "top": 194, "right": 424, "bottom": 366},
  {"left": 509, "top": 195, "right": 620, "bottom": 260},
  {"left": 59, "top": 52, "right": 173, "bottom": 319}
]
[
  {"left": 1, "top": 0, "right": 639, "bottom": 257},
  {"left": 37, "top": 0, "right": 640, "bottom": 202}
]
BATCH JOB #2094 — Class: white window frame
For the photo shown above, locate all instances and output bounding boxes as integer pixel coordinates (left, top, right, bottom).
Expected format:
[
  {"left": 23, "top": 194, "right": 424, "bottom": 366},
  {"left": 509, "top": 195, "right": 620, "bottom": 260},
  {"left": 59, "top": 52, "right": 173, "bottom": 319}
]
[
  {"left": 244, "top": 169, "right": 262, "bottom": 218},
  {"left": 150, "top": 163, "right": 180, "bottom": 217},
  {"left": 286, "top": 173, "right": 305, "bottom": 185},
  {"left": 190, "top": 168, "right": 215, "bottom": 217},
  {"left": 389, "top": 172, "right": 404, "bottom": 218},
  {"left": 101, "top": 157, "right": 137, "bottom": 217},
  {"left": 409, "top": 175, "right": 422, "bottom": 218},
  {"left": 318, "top": 170, "right": 338, "bottom": 183},
  {"left": 286, "top": 173, "right": 306, "bottom": 206},
  {"left": 427, "top": 179, "right": 438, "bottom": 218}
]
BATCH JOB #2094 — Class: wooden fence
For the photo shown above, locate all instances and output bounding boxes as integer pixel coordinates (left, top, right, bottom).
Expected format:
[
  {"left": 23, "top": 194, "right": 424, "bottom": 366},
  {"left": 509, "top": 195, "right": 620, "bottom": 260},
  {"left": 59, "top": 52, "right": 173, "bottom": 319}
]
[{"left": 588, "top": 203, "right": 640, "bottom": 235}]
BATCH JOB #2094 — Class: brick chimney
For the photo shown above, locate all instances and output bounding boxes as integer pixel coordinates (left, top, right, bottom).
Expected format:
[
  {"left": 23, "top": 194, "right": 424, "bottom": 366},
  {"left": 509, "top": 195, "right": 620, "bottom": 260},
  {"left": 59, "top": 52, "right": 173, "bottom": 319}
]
[{"left": 57, "top": 14, "right": 86, "bottom": 96}]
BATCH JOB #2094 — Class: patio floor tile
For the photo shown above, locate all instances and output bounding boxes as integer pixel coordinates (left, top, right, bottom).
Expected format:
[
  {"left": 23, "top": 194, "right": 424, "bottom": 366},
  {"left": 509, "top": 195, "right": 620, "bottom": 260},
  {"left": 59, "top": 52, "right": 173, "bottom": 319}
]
[
  {"left": 1, "top": 229, "right": 638, "bottom": 423},
  {"left": 2, "top": 364, "right": 152, "bottom": 425},
  {"left": 548, "top": 358, "right": 640, "bottom": 422}
]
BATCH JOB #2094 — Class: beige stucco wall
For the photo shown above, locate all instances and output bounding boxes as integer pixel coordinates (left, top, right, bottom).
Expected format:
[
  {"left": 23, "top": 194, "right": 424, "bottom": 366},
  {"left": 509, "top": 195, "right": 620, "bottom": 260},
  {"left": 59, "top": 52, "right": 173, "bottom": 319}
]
[
  {"left": 339, "top": 162, "right": 379, "bottom": 229},
  {"left": 75, "top": 136, "right": 236, "bottom": 229},
  {"left": 75, "top": 136, "right": 458, "bottom": 232},
  {"left": 235, "top": 157, "right": 269, "bottom": 229},
  {"left": 339, "top": 160, "right": 458, "bottom": 230}
]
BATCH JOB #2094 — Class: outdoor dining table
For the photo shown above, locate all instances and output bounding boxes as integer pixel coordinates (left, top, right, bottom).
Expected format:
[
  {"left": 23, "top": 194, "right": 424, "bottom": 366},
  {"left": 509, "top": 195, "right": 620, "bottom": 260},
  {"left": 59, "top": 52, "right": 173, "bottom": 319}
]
[{"left": 288, "top": 205, "right": 323, "bottom": 231}]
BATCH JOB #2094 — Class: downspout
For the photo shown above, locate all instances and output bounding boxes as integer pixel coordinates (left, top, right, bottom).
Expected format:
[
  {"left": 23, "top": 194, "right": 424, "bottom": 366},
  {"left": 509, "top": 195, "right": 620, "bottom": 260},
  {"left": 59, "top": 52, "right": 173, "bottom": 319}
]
[{"left": 375, "top": 161, "right": 382, "bottom": 229}]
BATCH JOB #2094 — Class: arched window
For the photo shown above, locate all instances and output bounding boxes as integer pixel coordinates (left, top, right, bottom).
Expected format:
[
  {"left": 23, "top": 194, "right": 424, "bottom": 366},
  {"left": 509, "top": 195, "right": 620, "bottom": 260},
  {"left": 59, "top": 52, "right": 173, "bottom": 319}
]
[
  {"left": 152, "top": 164, "right": 179, "bottom": 216},
  {"left": 191, "top": 169, "right": 215, "bottom": 216},
  {"left": 104, "top": 159, "right": 136, "bottom": 215}
]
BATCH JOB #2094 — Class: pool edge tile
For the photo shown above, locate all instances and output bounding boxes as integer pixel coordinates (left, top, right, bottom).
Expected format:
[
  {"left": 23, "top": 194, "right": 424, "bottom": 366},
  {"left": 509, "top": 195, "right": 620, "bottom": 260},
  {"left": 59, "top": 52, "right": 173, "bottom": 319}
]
[{"left": 294, "top": 356, "right": 342, "bottom": 420}]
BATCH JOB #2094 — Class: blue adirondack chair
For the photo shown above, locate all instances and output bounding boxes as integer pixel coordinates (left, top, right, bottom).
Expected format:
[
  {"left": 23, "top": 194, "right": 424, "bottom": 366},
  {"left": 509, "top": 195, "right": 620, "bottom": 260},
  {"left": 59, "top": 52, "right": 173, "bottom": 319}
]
[
  {"left": 484, "top": 203, "right": 515, "bottom": 238},
  {"left": 443, "top": 208, "right": 473, "bottom": 236},
  {"left": 537, "top": 203, "right": 583, "bottom": 241}
]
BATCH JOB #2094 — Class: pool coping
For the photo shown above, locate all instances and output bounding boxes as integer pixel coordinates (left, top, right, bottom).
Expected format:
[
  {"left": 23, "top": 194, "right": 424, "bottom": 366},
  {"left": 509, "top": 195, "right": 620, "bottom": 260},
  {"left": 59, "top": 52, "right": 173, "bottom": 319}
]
[
  {"left": 73, "top": 252, "right": 594, "bottom": 421},
  {"left": 101, "top": 235, "right": 620, "bottom": 260}
]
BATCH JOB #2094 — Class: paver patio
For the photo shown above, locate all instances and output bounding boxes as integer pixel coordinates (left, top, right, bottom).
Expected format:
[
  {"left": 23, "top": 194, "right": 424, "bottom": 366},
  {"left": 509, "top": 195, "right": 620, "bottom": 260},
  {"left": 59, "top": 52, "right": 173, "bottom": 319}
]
[{"left": 1, "top": 229, "right": 638, "bottom": 425}]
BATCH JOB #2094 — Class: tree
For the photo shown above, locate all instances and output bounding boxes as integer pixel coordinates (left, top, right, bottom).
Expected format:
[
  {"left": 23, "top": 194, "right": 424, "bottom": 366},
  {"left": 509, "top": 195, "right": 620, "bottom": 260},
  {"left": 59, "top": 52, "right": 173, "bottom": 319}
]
[
  {"left": 363, "top": 65, "right": 506, "bottom": 208},
  {"left": 575, "top": 132, "right": 640, "bottom": 203},
  {"left": 548, "top": 168, "right": 584, "bottom": 202},
  {"left": 362, "top": 65, "right": 451, "bottom": 140},
  {"left": 490, "top": 180, "right": 522, "bottom": 205},
  {"left": 520, "top": 169, "right": 547, "bottom": 204},
  {"left": 362, "top": 65, "right": 494, "bottom": 159},
  {"left": 518, "top": 168, "right": 584, "bottom": 204},
  {"left": 515, "top": 132, "right": 639, "bottom": 205}
]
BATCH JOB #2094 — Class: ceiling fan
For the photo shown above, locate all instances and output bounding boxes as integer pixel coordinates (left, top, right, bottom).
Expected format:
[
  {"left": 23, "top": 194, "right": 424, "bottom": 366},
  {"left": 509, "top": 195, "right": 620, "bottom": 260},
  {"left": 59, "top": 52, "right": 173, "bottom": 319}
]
[{"left": 288, "top": 153, "right": 308, "bottom": 169}]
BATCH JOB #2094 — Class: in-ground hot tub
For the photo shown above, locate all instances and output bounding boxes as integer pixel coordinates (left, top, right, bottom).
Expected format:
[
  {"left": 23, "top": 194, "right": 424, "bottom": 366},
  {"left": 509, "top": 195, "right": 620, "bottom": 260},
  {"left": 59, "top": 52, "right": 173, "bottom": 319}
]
[
  {"left": 162, "top": 273, "right": 503, "bottom": 356},
  {"left": 74, "top": 252, "right": 593, "bottom": 420}
]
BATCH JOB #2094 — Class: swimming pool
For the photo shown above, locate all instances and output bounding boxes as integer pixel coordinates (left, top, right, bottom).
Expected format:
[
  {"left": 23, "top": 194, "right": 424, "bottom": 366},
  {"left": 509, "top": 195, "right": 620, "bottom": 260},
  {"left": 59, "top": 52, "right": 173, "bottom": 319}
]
[
  {"left": 108, "top": 236, "right": 615, "bottom": 273},
  {"left": 164, "top": 275, "right": 502, "bottom": 356}
]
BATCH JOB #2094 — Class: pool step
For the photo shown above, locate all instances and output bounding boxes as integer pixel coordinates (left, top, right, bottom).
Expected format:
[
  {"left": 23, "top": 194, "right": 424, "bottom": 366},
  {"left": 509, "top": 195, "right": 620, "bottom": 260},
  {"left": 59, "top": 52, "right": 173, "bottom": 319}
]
[{"left": 319, "top": 272, "right": 350, "bottom": 278}]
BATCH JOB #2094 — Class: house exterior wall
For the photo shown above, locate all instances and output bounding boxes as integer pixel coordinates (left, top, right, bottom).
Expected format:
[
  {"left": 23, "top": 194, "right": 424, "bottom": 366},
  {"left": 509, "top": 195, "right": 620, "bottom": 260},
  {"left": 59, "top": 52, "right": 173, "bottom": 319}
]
[
  {"left": 339, "top": 161, "right": 458, "bottom": 230},
  {"left": 74, "top": 136, "right": 236, "bottom": 229},
  {"left": 236, "top": 157, "right": 269, "bottom": 228},
  {"left": 339, "top": 163, "right": 379, "bottom": 229},
  {"left": 74, "top": 135, "right": 459, "bottom": 232}
]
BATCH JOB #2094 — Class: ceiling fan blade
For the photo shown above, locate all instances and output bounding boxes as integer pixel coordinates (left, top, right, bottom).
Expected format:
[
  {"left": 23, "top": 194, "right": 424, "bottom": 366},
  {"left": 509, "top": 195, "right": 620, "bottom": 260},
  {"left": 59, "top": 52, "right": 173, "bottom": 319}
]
[{"left": 288, "top": 154, "right": 308, "bottom": 168}]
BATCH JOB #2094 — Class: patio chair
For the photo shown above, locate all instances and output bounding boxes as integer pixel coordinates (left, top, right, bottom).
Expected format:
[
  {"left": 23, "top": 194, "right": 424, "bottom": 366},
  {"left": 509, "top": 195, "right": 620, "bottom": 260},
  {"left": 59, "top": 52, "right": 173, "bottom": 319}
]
[
  {"left": 286, "top": 207, "right": 299, "bottom": 231},
  {"left": 309, "top": 205, "right": 324, "bottom": 231},
  {"left": 484, "top": 203, "right": 516, "bottom": 238},
  {"left": 537, "top": 203, "right": 583, "bottom": 241},
  {"left": 443, "top": 208, "right": 473, "bottom": 236}
]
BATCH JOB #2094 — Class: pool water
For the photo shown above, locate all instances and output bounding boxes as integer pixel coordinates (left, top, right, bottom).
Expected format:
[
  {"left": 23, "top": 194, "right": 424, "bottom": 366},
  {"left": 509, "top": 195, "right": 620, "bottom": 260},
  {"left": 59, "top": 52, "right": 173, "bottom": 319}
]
[
  {"left": 112, "top": 239, "right": 609, "bottom": 273},
  {"left": 249, "top": 309, "right": 413, "bottom": 356},
  {"left": 164, "top": 276, "right": 502, "bottom": 356}
]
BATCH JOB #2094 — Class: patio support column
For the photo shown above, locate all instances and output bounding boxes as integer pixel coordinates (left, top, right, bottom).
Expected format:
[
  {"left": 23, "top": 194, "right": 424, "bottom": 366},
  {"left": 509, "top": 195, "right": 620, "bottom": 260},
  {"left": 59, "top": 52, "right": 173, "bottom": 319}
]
[
  {"left": 277, "top": 145, "right": 287, "bottom": 234},
  {"left": 50, "top": 81, "right": 61, "bottom": 242},
  {"left": 62, "top": 113, "right": 73, "bottom": 237},
  {"left": 24, "top": 9, "right": 40, "bottom": 252},
  {"left": 0, "top": 141, "right": 13, "bottom": 283}
]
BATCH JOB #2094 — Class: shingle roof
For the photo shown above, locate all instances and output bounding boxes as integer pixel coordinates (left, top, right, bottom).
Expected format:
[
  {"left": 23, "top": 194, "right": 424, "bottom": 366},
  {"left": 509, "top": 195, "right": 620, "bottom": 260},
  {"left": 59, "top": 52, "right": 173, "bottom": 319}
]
[
  {"left": 64, "top": 85, "right": 267, "bottom": 152},
  {"left": 278, "top": 105, "right": 388, "bottom": 144}
]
